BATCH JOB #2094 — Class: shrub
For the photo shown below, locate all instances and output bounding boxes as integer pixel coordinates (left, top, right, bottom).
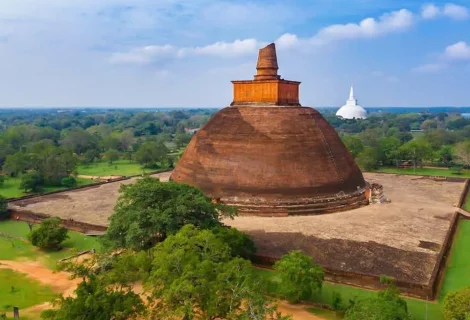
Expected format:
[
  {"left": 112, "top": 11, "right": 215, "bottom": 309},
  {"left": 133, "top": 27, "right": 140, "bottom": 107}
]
[
  {"left": 61, "top": 176, "right": 77, "bottom": 188},
  {"left": 444, "top": 287, "right": 470, "bottom": 320},
  {"left": 345, "top": 281, "right": 410, "bottom": 320},
  {"left": 0, "top": 175, "right": 5, "bottom": 187},
  {"left": 0, "top": 196, "right": 8, "bottom": 220},
  {"left": 273, "top": 250, "right": 324, "bottom": 303},
  {"left": 28, "top": 217, "right": 69, "bottom": 250},
  {"left": 20, "top": 170, "right": 44, "bottom": 192}
]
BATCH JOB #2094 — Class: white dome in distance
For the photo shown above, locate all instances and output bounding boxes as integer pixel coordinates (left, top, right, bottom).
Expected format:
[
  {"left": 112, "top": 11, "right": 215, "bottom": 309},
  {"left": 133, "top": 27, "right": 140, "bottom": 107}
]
[{"left": 336, "top": 86, "right": 367, "bottom": 119}]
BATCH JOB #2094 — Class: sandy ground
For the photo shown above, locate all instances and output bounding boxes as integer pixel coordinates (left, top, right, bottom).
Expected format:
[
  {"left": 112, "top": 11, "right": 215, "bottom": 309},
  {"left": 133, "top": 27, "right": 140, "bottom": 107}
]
[
  {"left": 223, "top": 173, "right": 462, "bottom": 254},
  {"left": 9, "top": 172, "right": 171, "bottom": 226}
]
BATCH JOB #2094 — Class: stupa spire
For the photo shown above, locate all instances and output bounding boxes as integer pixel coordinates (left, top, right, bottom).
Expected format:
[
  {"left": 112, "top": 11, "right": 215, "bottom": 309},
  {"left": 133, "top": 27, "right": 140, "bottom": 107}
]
[
  {"left": 349, "top": 85, "right": 354, "bottom": 100},
  {"left": 254, "top": 43, "right": 281, "bottom": 81}
]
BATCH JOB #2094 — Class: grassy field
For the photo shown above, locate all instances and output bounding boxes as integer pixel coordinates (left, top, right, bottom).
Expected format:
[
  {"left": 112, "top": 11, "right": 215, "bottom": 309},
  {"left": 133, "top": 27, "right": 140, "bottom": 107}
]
[
  {"left": 256, "top": 219, "right": 470, "bottom": 320},
  {"left": 0, "top": 176, "right": 93, "bottom": 199},
  {"left": 77, "top": 159, "right": 146, "bottom": 177},
  {"left": 377, "top": 167, "right": 470, "bottom": 178},
  {"left": 0, "top": 269, "right": 55, "bottom": 313},
  {"left": 0, "top": 220, "right": 101, "bottom": 270}
]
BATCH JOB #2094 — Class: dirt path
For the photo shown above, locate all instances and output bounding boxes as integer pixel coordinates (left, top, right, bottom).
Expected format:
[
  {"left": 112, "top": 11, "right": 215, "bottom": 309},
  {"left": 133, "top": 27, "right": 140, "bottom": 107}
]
[
  {"left": 0, "top": 260, "right": 80, "bottom": 297},
  {"left": 276, "top": 301, "right": 327, "bottom": 320}
]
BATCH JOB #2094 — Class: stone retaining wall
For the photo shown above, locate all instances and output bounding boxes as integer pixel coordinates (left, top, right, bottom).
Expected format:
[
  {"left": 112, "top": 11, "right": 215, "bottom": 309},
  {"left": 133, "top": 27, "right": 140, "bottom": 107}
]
[
  {"left": 7, "top": 168, "right": 173, "bottom": 204},
  {"left": 9, "top": 210, "right": 107, "bottom": 233}
]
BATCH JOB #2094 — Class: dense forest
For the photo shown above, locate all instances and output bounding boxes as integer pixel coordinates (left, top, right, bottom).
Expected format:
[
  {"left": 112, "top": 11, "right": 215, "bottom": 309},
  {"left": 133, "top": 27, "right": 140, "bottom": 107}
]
[
  {"left": 323, "top": 110, "right": 470, "bottom": 171},
  {"left": 0, "top": 108, "right": 215, "bottom": 196},
  {"left": 2, "top": 107, "right": 470, "bottom": 197}
]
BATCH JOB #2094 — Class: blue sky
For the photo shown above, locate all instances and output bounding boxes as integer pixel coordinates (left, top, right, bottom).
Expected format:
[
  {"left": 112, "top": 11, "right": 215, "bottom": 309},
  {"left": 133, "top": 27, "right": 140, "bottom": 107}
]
[{"left": 0, "top": 0, "right": 469, "bottom": 108}]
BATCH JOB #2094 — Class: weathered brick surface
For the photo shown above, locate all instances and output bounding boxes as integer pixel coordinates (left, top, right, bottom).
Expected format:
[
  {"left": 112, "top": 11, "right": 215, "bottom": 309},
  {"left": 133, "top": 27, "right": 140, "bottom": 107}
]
[{"left": 171, "top": 106, "right": 367, "bottom": 215}]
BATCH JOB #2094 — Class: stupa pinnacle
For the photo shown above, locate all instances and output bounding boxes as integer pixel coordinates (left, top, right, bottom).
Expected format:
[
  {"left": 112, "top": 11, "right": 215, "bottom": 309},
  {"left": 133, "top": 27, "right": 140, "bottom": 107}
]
[
  {"left": 171, "top": 43, "right": 368, "bottom": 216},
  {"left": 231, "top": 43, "right": 300, "bottom": 106},
  {"left": 254, "top": 43, "right": 280, "bottom": 81}
]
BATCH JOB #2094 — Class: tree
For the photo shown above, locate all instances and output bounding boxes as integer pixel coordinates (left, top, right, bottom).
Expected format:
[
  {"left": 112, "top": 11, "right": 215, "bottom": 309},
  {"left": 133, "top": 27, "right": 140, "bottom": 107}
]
[
  {"left": 104, "top": 177, "right": 235, "bottom": 251},
  {"left": 33, "top": 146, "right": 79, "bottom": 186},
  {"left": 61, "top": 176, "right": 77, "bottom": 188},
  {"left": 0, "top": 195, "right": 8, "bottom": 220},
  {"left": 345, "top": 282, "right": 410, "bottom": 320},
  {"left": 104, "top": 149, "right": 120, "bottom": 164},
  {"left": 211, "top": 226, "right": 256, "bottom": 260},
  {"left": 59, "top": 128, "right": 101, "bottom": 155},
  {"left": 355, "top": 147, "right": 378, "bottom": 171},
  {"left": 437, "top": 145, "right": 454, "bottom": 166},
  {"left": 80, "top": 148, "right": 100, "bottom": 165},
  {"left": 377, "top": 136, "right": 401, "bottom": 165},
  {"left": 135, "top": 141, "right": 169, "bottom": 168},
  {"left": 454, "top": 140, "right": 470, "bottom": 168},
  {"left": 173, "top": 132, "right": 192, "bottom": 148},
  {"left": 41, "top": 274, "right": 145, "bottom": 320},
  {"left": 273, "top": 250, "right": 324, "bottom": 303},
  {"left": 398, "top": 139, "right": 434, "bottom": 169},
  {"left": 3, "top": 152, "right": 33, "bottom": 176},
  {"left": 0, "top": 175, "right": 4, "bottom": 187},
  {"left": 420, "top": 119, "right": 438, "bottom": 131},
  {"left": 28, "top": 217, "right": 68, "bottom": 250},
  {"left": 20, "top": 170, "right": 44, "bottom": 193},
  {"left": 342, "top": 135, "right": 364, "bottom": 158},
  {"left": 147, "top": 225, "right": 289, "bottom": 320},
  {"left": 443, "top": 287, "right": 470, "bottom": 320}
]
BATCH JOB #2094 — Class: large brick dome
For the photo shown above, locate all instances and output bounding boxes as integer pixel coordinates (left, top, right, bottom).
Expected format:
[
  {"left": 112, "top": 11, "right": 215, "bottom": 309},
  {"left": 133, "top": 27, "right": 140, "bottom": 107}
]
[{"left": 170, "top": 43, "right": 368, "bottom": 215}]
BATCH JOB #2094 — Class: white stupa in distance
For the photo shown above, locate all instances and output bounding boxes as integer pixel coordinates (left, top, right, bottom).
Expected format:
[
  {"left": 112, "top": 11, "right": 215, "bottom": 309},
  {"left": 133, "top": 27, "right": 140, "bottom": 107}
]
[{"left": 336, "top": 86, "right": 367, "bottom": 119}]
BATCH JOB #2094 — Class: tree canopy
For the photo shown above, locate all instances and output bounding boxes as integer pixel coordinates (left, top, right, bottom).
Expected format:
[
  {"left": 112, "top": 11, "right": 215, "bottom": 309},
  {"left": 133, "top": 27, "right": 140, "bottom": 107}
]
[
  {"left": 147, "top": 224, "right": 289, "bottom": 320},
  {"left": 28, "top": 217, "right": 69, "bottom": 250},
  {"left": 273, "top": 250, "right": 324, "bottom": 303},
  {"left": 104, "top": 177, "right": 235, "bottom": 251},
  {"left": 41, "top": 274, "right": 145, "bottom": 320},
  {"left": 443, "top": 287, "right": 470, "bottom": 320}
]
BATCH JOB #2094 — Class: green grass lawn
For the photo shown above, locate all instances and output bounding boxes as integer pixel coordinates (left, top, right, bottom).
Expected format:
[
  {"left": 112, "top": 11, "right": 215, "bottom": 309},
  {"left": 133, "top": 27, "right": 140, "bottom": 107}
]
[
  {"left": 256, "top": 219, "right": 470, "bottom": 320},
  {"left": 465, "top": 192, "right": 470, "bottom": 212},
  {"left": 0, "top": 220, "right": 102, "bottom": 270},
  {"left": 0, "top": 176, "right": 93, "bottom": 199},
  {"left": 0, "top": 269, "right": 55, "bottom": 312},
  {"left": 377, "top": 167, "right": 470, "bottom": 178},
  {"left": 77, "top": 159, "right": 146, "bottom": 176}
]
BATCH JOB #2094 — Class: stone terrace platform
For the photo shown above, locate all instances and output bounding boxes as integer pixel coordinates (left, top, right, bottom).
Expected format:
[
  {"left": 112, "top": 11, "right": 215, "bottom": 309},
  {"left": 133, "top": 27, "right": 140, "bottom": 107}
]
[
  {"left": 223, "top": 173, "right": 463, "bottom": 296},
  {"left": 8, "top": 172, "right": 464, "bottom": 298},
  {"left": 8, "top": 172, "right": 171, "bottom": 226}
]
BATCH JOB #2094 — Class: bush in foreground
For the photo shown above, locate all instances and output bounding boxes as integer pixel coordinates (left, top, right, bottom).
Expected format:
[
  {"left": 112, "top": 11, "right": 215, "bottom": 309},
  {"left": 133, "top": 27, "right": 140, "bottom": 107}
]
[
  {"left": 28, "top": 217, "right": 69, "bottom": 250},
  {"left": 345, "top": 280, "right": 410, "bottom": 320},
  {"left": 444, "top": 287, "right": 470, "bottom": 320},
  {"left": 273, "top": 250, "right": 324, "bottom": 303}
]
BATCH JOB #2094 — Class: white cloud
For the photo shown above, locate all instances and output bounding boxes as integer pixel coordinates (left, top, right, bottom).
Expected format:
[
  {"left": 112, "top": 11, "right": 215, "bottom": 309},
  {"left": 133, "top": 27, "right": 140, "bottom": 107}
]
[
  {"left": 421, "top": 4, "right": 440, "bottom": 19},
  {"left": 314, "top": 9, "right": 414, "bottom": 42},
  {"left": 420, "top": 3, "right": 469, "bottom": 20},
  {"left": 411, "top": 63, "right": 445, "bottom": 73},
  {"left": 444, "top": 41, "right": 470, "bottom": 60},
  {"left": 443, "top": 3, "right": 469, "bottom": 20},
  {"left": 184, "top": 39, "right": 262, "bottom": 57},
  {"left": 111, "top": 8, "right": 417, "bottom": 65},
  {"left": 275, "top": 33, "right": 300, "bottom": 50},
  {"left": 110, "top": 45, "right": 176, "bottom": 65}
]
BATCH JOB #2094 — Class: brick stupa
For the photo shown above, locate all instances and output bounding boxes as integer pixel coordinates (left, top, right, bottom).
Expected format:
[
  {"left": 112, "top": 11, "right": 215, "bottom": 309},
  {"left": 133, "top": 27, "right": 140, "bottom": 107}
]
[{"left": 171, "top": 43, "right": 368, "bottom": 216}]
